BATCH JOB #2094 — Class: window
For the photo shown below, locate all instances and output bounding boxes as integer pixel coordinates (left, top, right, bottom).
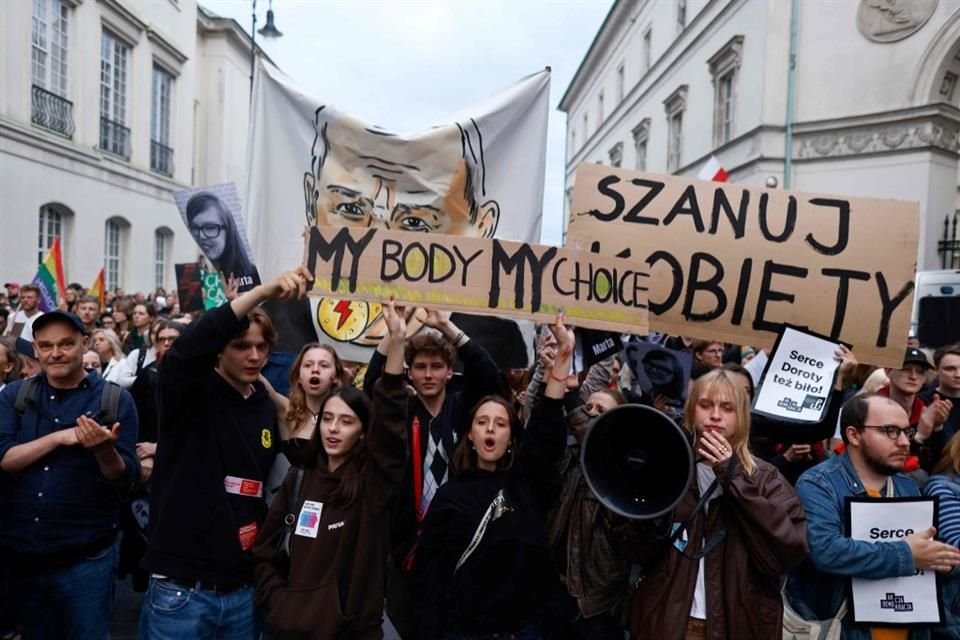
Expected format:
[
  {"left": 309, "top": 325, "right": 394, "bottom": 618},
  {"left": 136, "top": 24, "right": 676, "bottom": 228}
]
[
  {"left": 32, "top": 0, "right": 69, "bottom": 96},
  {"left": 608, "top": 142, "right": 623, "bottom": 168},
  {"left": 105, "top": 219, "right": 122, "bottom": 291},
  {"left": 632, "top": 118, "right": 650, "bottom": 171},
  {"left": 708, "top": 36, "right": 744, "bottom": 147},
  {"left": 617, "top": 63, "right": 625, "bottom": 102},
  {"left": 716, "top": 71, "right": 735, "bottom": 144},
  {"left": 677, "top": 0, "right": 687, "bottom": 32},
  {"left": 663, "top": 86, "right": 688, "bottom": 172},
  {"left": 643, "top": 29, "right": 652, "bottom": 73},
  {"left": 100, "top": 30, "right": 130, "bottom": 158},
  {"left": 583, "top": 112, "right": 589, "bottom": 139},
  {"left": 151, "top": 66, "right": 174, "bottom": 176},
  {"left": 571, "top": 130, "right": 576, "bottom": 155},
  {"left": 31, "top": 0, "right": 74, "bottom": 137},
  {"left": 598, "top": 91, "right": 605, "bottom": 123},
  {"left": 38, "top": 205, "right": 62, "bottom": 265},
  {"left": 154, "top": 229, "right": 171, "bottom": 289}
]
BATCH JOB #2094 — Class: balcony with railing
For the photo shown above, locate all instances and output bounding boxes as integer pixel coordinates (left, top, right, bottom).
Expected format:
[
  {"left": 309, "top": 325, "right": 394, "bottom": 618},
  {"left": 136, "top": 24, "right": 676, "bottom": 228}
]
[
  {"left": 100, "top": 117, "right": 131, "bottom": 159},
  {"left": 31, "top": 85, "right": 75, "bottom": 138},
  {"left": 150, "top": 140, "right": 174, "bottom": 177}
]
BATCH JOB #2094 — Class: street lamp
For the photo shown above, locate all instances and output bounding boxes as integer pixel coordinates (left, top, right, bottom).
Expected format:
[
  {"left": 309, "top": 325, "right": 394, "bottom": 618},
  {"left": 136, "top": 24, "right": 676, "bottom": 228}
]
[{"left": 250, "top": 0, "right": 282, "bottom": 97}]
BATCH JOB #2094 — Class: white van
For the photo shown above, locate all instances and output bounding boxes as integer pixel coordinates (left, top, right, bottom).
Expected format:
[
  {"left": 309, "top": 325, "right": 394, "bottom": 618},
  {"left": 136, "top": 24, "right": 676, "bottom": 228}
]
[{"left": 911, "top": 269, "right": 960, "bottom": 348}]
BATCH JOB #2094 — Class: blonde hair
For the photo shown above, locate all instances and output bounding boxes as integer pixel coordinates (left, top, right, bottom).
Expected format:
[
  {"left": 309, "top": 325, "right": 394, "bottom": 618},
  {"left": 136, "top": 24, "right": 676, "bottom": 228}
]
[
  {"left": 682, "top": 368, "right": 757, "bottom": 477},
  {"left": 934, "top": 432, "right": 960, "bottom": 476},
  {"left": 91, "top": 328, "right": 124, "bottom": 363}
]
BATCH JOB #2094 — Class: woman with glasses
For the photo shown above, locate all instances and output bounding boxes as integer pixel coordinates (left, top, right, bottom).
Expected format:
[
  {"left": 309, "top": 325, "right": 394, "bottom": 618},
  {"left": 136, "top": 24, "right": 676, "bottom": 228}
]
[
  {"left": 185, "top": 192, "right": 259, "bottom": 291},
  {"left": 630, "top": 369, "right": 808, "bottom": 640},
  {"left": 121, "top": 320, "right": 184, "bottom": 592},
  {"left": 91, "top": 328, "right": 125, "bottom": 383}
]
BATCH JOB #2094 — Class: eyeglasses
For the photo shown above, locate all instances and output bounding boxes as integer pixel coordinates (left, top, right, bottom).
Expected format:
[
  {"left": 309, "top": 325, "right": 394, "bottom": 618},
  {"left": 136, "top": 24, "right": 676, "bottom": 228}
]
[
  {"left": 155, "top": 335, "right": 178, "bottom": 343},
  {"left": 859, "top": 425, "right": 918, "bottom": 440},
  {"left": 703, "top": 348, "right": 725, "bottom": 355},
  {"left": 189, "top": 223, "right": 226, "bottom": 239}
]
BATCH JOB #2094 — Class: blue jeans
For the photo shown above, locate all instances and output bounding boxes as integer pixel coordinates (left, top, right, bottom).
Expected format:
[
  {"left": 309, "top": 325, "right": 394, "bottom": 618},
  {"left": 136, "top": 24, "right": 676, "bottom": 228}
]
[
  {"left": 15, "top": 541, "right": 118, "bottom": 640},
  {"left": 138, "top": 576, "right": 257, "bottom": 640}
]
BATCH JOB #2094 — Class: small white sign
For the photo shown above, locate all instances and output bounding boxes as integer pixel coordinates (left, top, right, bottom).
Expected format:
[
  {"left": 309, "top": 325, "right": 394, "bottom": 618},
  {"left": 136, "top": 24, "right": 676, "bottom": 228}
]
[
  {"left": 752, "top": 327, "right": 840, "bottom": 423},
  {"left": 294, "top": 500, "right": 324, "bottom": 539},
  {"left": 847, "top": 497, "right": 941, "bottom": 625}
]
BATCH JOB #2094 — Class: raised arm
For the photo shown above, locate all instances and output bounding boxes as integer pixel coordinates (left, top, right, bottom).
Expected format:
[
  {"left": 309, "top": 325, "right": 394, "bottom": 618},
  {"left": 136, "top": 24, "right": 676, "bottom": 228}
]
[
  {"left": 259, "top": 374, "right": 291, "bottom": 440},
  {"left": 421, "top": 311, "right": 502, "bottom": 404},
  {"left": 366, "top": 299, "right": 409, "bottom": 493},
  {"left": 523, "top": 313, "right": 575, "bottom": 504}
]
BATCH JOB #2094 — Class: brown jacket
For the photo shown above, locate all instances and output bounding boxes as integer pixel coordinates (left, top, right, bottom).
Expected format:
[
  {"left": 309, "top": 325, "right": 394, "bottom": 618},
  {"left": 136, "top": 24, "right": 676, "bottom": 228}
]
[
  {"left": 252, "top": 375, "right": 408, "bottom": 639},
  {"left": 629, "top": 456, "right": 808, "bottom": 640}
]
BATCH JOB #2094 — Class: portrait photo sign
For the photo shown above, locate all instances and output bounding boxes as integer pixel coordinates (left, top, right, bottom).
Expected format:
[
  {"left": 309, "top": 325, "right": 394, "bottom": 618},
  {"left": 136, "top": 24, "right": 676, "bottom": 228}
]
[
  {"left": 845, "top": 497, "right": 942, "bottom": 626},
  {"left": 753, "top": 327, "right": 840, "bottom": 423},
  {"left": 303, "top": 225, "right": 650, "bottom": 335},
  {"left": 567, "top": 163, "right": 919, "bottom": 368},
  {"left": 173, "top": 183, "right": 261, "bottom": 293}
]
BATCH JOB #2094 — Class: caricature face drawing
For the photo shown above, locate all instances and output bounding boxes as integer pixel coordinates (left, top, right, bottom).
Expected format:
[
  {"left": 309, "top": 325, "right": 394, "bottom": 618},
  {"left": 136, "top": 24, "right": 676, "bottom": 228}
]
[{"left": 303, "top": 108, "right": 502, "bottom": 345}]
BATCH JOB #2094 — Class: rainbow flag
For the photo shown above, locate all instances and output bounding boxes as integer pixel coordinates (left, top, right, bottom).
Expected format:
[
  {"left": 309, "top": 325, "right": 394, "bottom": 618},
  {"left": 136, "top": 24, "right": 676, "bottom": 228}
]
[
  {"left": 88, "top": 267, "right": 106, "bottom": 309},
  {"left": 31, "top": 236, "right": 67, "bottom": 312}
]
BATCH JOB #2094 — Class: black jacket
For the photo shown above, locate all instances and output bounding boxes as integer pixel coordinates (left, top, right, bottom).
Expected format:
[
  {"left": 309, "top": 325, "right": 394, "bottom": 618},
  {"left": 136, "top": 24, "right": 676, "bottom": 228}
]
[
  {"left": 144, "top": 303, "right": 278, "bottom": 585},
  {"left": 414, "top": 397, "right": 566, "bottom": 638},
  {"left": 364, "top": 338, "right": 503, "bottom": 559}
]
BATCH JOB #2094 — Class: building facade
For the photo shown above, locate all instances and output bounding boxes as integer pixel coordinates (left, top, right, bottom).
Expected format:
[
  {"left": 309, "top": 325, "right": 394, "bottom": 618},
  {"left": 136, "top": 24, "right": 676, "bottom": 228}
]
[
  {"left": 560, "top": 0, "right": 960, "bottom": 271},
  {"left": 0, "top": 0, "right": 260, "bottom": 294}
]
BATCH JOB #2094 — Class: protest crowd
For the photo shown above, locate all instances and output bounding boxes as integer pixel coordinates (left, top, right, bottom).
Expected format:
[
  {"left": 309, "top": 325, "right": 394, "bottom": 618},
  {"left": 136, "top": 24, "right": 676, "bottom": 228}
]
[{"left": 1, "top": 261, "right": 960, "bottom": 640}]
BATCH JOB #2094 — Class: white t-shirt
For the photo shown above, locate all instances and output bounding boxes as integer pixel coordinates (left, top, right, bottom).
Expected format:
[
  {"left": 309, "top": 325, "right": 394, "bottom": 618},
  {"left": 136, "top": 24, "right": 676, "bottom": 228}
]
[
  {"left": 689, "top": 462, "right": 723, "bottom": 620},
  {"left": 7, "top": 309, "right": 43, "bottom": 341}
]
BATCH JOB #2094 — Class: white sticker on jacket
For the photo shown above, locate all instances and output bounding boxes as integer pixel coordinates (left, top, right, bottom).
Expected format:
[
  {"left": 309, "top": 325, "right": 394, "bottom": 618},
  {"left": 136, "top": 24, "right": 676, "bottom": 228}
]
[{"left": 295, "top": 500, "right": 323, "bottom": 538}]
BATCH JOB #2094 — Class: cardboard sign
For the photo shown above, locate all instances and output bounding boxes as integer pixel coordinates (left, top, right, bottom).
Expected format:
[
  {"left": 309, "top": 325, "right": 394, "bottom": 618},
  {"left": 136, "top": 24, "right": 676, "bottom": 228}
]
[
  {"left": 303, "top": 225, "right": 650, "bottom": 335},
  {"left": 845, "top": 497, "right": 941, "bottom": 626},
  {"left": 753, "top": 327, "right": 840, "bottom": 423},
  {"left": 567, "top": 164, "right": 919, "bottom": 368},
  {"left": 173, "top": 183, "right": 262, "bottom": 293}
]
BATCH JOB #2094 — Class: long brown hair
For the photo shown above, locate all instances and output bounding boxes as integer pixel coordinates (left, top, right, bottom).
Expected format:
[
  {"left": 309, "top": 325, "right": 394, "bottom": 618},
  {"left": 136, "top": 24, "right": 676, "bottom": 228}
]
[
  {"left": 305, "top": 387, "right": 372, "bottom": 507},
  {"left": 286, "top": 343, "right": 344, "bottom": 433},
  {"left": 682, "top": 368, "right": 757, "bottom": 477},
  {"left": 451, "top": 395, "right": 521, "bottom": 475},
  {"left": 934, "top": 432, "right": 960, "bottom": 476}
]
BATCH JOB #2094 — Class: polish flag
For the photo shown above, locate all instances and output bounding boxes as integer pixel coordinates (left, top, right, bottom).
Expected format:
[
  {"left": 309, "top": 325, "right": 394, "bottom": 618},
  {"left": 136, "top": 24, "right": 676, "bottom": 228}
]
[{"left": 697, "top": 155, "right": 729, "bottom": 182}]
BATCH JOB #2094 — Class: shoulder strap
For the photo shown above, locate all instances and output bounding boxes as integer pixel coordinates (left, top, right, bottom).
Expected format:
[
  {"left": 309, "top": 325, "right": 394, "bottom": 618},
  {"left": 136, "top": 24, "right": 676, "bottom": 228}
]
[
  {"left": 14, "top": 377, "right": 41, "bottom": 415},
  {"left": 455, "top": 489, "right": 510, "bottom": 573},
  {"left": 135, "top": 348, "right": 148, "bottom": 376},
  {"left": 99, "top": 381, "right": 122, "bottom": 425},
  {"left": 278, "top": 468, "right": 305, "bottom": 558}
]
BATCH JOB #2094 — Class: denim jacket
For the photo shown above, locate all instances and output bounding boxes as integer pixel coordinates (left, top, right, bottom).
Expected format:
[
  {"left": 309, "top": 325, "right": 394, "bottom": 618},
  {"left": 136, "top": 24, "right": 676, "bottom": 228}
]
[{"left": 788, "top": 453, "right": 929, "bottom": 640}]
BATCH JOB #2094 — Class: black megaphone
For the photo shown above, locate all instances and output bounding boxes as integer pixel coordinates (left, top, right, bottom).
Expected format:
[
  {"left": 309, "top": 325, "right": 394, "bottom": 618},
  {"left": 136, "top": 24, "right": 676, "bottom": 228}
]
[{"left": 580, "top": 404, "right": 694, "bottom": 519}]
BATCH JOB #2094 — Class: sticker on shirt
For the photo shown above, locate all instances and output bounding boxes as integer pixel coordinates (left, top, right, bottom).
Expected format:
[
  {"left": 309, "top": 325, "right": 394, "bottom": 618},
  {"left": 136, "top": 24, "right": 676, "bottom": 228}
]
[
  {"left": 238, "top": 522, "right": 258, "bottom": 551},
  {"left": 295, "top": 500, "right": 323, "bottom": 538},
  {"left": 261, "top": 428, "right": 273, "bottom": 449},
  {"left": 224, "top": 476, "right": 263, "bottom": 498}
]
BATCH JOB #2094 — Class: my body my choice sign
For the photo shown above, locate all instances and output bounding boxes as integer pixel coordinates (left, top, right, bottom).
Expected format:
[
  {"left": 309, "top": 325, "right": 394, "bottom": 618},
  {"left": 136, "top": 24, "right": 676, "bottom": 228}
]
[
  {"left": 567, "top": 164, "right": 919, "bottom": 368},
  {"left": 303, "top": 225, "right": 649, "bottom": 334}
]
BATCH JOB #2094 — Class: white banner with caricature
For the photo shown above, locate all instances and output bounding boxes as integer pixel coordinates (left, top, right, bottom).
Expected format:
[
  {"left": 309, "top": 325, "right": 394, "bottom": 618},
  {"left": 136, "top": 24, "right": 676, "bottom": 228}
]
[
  {"left": 245, "top": 59, "right": 549, "bottom": 360},
  {"left": 847, "top": 497, "right": 941, "bottom": 625}
]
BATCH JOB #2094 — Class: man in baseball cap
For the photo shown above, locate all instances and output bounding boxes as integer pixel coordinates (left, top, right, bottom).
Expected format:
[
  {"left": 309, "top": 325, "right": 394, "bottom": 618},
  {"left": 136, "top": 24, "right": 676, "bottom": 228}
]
[
  {"left": 0, "top": 308, "right": 138, "bottom": 637},
  {"left": 882, "top": 347, "right": 952, "bottom": 473}
]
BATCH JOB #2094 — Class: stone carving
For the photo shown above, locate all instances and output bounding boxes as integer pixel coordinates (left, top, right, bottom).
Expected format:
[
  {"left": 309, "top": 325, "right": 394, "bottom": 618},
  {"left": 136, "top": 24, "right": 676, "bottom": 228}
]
[
  {"left": 797, "top": 121, "right": 960, "bottom": 159},
  {"left": 857, "top": 0, "right": 938, "bottom": 43}
]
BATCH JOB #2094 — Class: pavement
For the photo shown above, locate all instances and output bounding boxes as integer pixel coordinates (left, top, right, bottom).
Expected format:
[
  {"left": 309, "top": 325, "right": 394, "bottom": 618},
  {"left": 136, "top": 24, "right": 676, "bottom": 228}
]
[{"left": 110, "top": 577, "right": 401, "bottom": 639}]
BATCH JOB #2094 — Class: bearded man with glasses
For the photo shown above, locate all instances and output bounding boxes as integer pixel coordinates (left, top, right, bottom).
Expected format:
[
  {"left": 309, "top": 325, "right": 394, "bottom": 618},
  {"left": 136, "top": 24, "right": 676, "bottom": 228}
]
[{"left": 788, "top": 393, "right": 960, "bottom": 639}]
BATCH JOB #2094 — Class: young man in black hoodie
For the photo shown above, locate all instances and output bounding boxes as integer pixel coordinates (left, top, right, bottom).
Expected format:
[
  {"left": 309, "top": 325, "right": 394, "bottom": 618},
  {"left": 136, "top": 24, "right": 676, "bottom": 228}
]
[
  {"left": 364, "top": 310, "right": 503, "bottom": 638},
  {"left": 139, "top": 266, "right": 311, "bottom": 639}
]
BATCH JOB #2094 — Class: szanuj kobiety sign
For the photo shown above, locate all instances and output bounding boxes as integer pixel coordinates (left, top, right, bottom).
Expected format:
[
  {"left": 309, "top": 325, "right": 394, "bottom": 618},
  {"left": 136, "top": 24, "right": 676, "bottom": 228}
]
[
  {"left": 303, "top": 225, "right": 649, "bottom": 335},
  {"left": 567, "top": 163, "right": 919, "bottom": 368}
]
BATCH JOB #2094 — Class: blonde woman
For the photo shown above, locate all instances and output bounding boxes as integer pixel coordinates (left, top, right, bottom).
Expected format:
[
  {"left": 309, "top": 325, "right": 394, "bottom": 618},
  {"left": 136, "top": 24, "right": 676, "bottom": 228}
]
[
  {"left": 629, "top": 368, "right": 808, "bottom": 640},
  {"left": 91, "top": 328, "right": 125, "bottom": 383}
]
